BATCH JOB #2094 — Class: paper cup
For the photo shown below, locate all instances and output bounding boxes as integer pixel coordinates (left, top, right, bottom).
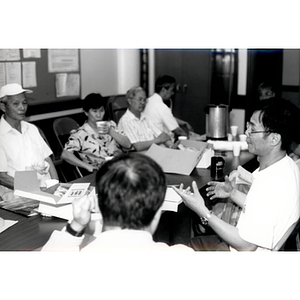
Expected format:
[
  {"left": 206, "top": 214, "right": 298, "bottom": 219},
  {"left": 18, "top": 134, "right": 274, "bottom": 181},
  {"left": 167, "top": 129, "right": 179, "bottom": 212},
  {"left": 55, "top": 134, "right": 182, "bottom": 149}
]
[
  {"left": 232, "top": 142, "right": 241, "bottom": 157},
  {"left": 45, "top": 179, "right": 59, "bottom": 188},
  {"left": 230, "top": 125, "right": 238, "bottom": 137},
  {"left": 96, "top": 121, "right": 108, "bottom": 134},
  {"left": 239, "top": 134, "right": 247, "bottom": 142},
  {"left": 178, "top": 136, "right": 187, "bottom": 140}
]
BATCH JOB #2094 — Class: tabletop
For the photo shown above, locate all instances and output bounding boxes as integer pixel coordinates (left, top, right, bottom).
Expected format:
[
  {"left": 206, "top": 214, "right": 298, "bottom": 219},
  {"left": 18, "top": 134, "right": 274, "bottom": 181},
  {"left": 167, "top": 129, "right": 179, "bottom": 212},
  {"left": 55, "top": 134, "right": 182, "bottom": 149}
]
[{"left": 0, "top": 150, "right": 257, "bottom": 250}]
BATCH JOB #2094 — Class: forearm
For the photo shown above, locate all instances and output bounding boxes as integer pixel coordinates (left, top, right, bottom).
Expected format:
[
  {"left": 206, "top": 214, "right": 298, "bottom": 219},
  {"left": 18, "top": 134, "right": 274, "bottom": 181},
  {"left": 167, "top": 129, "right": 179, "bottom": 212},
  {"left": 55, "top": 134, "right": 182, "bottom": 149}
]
[
  {"left": 173, "top": 126, "right": 188, "bottom": 137},
  {"left": 132, "top": 141, "right": 154, "bottom": 151},
  {"left": 207, "top": 214, "right": 257, "bottom": 251},
  {"left": 109, "top": 128, "right": 131, "bottom": 149},
  {"left": 0, "top": 172, "right": 14, "bottom": 190},
  {"left": 45, "top": 157, "right": 59, "bottom": 180},
  {"left": 229, "top": 188, "right": 247, "bottom": 208},
  {"left": 192, "top": 202, "right": 256, "bottom": 250},
  {"left": 61, "top": 150, "right": 93, "bottom": 172},
  {"left": 132, "top": 135, "right": 170, "bottom": 151}
]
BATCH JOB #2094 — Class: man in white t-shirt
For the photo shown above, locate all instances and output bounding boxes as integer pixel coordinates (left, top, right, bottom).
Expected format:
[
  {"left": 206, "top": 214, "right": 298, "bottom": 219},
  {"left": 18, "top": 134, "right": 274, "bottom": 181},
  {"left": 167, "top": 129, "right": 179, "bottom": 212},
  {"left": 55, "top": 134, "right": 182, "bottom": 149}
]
[
  {"left": 144, "top": 75, "right": 193, "bottom": 140},
  {"left": 174, "top": 98, "right": 300, "bottom": 251},
  {"left": 42, "top": 153, "right": 192, "bottom": 252}
]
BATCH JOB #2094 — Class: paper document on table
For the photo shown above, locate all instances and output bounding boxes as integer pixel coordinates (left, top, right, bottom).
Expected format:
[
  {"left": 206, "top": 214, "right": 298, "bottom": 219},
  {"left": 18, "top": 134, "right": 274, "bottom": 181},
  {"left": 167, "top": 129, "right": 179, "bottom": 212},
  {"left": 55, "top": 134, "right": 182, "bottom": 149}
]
[
  {"left": 161, "top": 187, "right": 183, "bottom": 212},
  {"left": 0, "top": 220, "right": 18, "bottom": 234},
  {"left": 235, "top": 166, "right": 253, "bottom": 185}
]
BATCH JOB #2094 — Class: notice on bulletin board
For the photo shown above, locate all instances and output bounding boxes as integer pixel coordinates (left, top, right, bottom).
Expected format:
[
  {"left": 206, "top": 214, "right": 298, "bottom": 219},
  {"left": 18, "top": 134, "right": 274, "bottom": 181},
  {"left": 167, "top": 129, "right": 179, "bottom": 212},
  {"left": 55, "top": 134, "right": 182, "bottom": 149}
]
[
  {"left": 48, "top": 49, "right": 79, "bottom": 73},
  {"left": 55, "top": 73, "right": 80, "bottom": 97},
  {"left": 0, "top": 63, "right": 5, "bottom": 88},
  {"left": 0, "top": 49, "right": 20, "bottom": 61},
  {"left": 22, "top": 61, "right": 37, "bottom": 88},
  {"left": 5, "top": 62, "right": 21, "bottom": 85}
]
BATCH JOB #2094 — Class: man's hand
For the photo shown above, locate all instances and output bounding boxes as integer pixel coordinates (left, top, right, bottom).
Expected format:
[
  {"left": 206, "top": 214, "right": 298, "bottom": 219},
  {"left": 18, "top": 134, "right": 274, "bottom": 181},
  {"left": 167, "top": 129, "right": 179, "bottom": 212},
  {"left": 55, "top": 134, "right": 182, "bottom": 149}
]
[
  {"left": 206, "top": 175, "right": 234, "bottom": 200},
  {"left": 70, "top": 195, "right": 94, "bottom": 232},
  {"left": 156, "top": 132, "right": 171, "bottom": 144},
  {"left": 173, "top": 181, "right": 207, "bottom": 216}
]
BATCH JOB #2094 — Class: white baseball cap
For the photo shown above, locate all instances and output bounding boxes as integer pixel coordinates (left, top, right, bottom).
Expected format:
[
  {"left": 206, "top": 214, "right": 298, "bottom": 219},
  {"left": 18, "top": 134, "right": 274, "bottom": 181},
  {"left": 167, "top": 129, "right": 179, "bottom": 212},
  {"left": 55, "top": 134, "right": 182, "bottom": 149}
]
[{"left": 0, "top": 83, "right": 32, "bottom": 98}]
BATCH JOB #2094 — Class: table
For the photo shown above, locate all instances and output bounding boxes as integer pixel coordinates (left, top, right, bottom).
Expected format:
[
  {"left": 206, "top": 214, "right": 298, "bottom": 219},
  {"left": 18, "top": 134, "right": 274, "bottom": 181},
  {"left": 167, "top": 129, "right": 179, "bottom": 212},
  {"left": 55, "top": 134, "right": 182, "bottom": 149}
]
[{"left": 0, "top": 151, "right": 257, "bottom": 250}]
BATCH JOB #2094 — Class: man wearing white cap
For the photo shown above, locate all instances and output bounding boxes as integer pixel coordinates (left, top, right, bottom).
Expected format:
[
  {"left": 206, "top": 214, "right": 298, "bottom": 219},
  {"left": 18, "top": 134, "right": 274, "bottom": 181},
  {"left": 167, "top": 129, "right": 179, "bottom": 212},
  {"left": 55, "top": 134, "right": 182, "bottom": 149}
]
[{"left": 0, "top": 83, "right": 58, "bottom": 200}]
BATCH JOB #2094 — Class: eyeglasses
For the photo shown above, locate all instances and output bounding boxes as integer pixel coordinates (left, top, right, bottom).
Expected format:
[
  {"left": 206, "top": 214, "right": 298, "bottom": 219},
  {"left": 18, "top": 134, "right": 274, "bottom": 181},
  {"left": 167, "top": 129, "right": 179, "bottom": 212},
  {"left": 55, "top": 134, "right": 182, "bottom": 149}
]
[
  {"left": 132, "top": 97, "right": 147, "bottom": 103},
  {"left": 246, "top": 122, "right": 269, "bottom": 136}
]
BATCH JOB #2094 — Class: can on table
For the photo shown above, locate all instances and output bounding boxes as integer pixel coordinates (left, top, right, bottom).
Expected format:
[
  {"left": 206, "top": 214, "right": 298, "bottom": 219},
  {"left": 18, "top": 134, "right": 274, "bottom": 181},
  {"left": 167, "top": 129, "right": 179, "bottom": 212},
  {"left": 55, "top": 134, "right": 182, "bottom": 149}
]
[{"left": 211, "top": 156, "right": 225, "bottom": 179}]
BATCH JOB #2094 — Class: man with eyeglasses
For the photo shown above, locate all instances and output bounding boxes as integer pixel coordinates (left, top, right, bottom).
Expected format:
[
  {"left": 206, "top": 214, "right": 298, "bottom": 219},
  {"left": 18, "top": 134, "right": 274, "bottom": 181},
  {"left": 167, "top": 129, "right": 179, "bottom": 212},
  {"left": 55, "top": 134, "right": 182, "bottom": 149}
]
[
  {"left": 118, "top": 86, "right": 173, "bottom": 151},
  {"left": 174, "top": 98, "right": 300, "bottom": 251}
]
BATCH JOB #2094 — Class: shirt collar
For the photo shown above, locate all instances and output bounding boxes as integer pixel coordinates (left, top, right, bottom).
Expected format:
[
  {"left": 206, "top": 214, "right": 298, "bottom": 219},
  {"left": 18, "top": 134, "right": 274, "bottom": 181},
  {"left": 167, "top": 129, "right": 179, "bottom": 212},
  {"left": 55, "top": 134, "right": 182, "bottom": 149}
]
[
  {"left": 0, "top": 115, "right": 28, "bottom": 135},
  {"left": 127, "top": 109, "right": 146, "bottom": 121}
]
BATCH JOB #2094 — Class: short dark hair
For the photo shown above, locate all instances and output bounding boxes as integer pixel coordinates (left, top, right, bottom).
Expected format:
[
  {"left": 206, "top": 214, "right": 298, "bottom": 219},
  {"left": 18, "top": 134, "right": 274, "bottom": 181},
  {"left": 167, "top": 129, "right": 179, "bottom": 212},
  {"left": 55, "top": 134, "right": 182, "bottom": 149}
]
[
  {"left": 95, "top": 153, "right": 166, "bottom": 229},
  {"left": 255, "top": 98, "right": 300, "bottom": 151},
  {"left": 257, "top": 82, "right": 275, "bottom": 92},
  {"left": 155, "top": 75, "right": 176, "bottom": 93},
  {"left": 83, "top": 93, "right": 109, "bottom": 120}
]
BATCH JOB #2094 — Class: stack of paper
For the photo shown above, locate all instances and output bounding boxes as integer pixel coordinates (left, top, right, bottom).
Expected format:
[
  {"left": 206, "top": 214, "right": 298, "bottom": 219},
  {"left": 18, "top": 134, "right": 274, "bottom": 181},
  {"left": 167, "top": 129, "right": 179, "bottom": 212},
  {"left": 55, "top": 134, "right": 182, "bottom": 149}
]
[{"left": 161, "top": 187, "right": 183, "bottom": 212}]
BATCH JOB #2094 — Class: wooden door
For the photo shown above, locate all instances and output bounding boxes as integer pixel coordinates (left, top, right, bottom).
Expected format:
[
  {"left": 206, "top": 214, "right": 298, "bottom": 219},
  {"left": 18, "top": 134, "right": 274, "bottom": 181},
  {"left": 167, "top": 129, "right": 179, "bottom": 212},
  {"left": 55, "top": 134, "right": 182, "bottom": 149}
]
[{"left": 154, "top": 49, "right": 212, "bottom": 134}]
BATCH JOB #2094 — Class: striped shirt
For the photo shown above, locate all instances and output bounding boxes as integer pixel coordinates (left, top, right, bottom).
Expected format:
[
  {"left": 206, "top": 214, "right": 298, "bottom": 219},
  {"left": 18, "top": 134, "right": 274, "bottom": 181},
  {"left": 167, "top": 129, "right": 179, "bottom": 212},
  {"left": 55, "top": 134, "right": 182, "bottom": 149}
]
[{"left": 118, "top": 109, "right": 162, "bottom": 144}]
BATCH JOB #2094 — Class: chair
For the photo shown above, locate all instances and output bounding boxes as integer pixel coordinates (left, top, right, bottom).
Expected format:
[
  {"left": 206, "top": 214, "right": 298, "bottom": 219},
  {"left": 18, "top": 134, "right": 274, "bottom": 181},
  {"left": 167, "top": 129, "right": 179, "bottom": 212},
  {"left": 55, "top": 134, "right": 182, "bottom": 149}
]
[
  {"left": 106, "top": 94, "right": 128, "bottom": 124},
  {"left": 272, "top": 219, "right": 300, "bottom": 251},
  {"left": 53, "top": 117, "right": 83, "bottom": 179}
]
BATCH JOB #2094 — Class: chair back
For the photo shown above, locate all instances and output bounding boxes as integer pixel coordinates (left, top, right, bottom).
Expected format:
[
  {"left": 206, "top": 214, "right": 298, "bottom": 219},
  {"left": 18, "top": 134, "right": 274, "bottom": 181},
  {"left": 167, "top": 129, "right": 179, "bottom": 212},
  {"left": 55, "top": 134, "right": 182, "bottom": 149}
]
[
  {"left": 53, "top": 117, "right": 80, "bottom": 148},
  {"left": 272, "top": 219, "right": 300, "bottom": 251},
  {"left": 53, "top": 117, "right": 83, "bottom": 178},
  {"left": 106, "top": 94, "right": 128, "bottom": 124}
]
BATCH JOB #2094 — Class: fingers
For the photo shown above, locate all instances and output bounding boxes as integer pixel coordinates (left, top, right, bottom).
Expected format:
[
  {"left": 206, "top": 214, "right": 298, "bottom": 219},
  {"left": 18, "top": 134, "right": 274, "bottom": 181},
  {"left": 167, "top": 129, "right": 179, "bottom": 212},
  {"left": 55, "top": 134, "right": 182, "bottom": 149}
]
[
  {"left": 191, "top": 181, "right": 199, "bottom": 196},
  {"left": 73, "top": 195, "right": 92, "bottom": 212},
  {"left": 207, "top": 181, "right": 218, "bottom": 186}
]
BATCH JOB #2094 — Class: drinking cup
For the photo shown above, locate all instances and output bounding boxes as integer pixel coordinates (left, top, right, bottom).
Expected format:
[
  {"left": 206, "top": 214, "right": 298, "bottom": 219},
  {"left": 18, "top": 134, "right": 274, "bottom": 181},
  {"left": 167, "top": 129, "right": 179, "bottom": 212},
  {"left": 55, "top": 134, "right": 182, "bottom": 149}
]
[
  {"left": 96, "top": 121, "right": 109, "bottom": 134},
  {"left": 239, "top": 134, "right": 247, "bottom": 142},
  {"left": 230, "top": 125, "right": 238, "bottom": 137},
  {"left": 178, "top": 136, "right": 187, "bottom": 140},
  {"left": 233, "top": 142, "right": 241, "bottom": 157}
]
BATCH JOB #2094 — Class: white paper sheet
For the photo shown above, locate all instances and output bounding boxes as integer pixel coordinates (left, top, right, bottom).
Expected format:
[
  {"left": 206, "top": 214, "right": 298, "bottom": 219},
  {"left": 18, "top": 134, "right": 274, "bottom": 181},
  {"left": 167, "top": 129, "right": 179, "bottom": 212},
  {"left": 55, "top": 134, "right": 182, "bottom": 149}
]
[
  {"left": 22, "top": 61, "right": 37, "bottom": 87},
  {"left": 0, "top": 220, "right": 18, "bottom": 234},
  {"left": 5, "top": 62, "right": 21, "bottom": 85},
  {"left": 23, "top": 49, "right": 41, "bottom": 58},
  {"left": 0, "top": 63, "right": 6, "bottom": 88},
  {"left": 48, "top": 49, "right": 79, "bottom": 72}
]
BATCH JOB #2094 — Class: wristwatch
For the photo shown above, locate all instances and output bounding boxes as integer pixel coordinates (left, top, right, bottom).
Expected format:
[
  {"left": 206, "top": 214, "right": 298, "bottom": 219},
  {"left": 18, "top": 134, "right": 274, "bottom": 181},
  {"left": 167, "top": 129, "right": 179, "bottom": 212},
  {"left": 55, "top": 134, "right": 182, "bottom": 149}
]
[
  {"left": 66, "top": 223, "right": 85, "bottom": 237},
  {"left": 200, "top": 210, "right": 213, "bottom": 226}
]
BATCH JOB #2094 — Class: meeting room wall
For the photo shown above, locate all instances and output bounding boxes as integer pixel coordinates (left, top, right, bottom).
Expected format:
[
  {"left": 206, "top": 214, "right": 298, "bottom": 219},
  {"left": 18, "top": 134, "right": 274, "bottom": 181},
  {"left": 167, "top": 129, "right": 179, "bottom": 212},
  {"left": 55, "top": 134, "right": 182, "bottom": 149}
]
[{"left": 80, "top": 49, "right": 140, "bottom": 98}]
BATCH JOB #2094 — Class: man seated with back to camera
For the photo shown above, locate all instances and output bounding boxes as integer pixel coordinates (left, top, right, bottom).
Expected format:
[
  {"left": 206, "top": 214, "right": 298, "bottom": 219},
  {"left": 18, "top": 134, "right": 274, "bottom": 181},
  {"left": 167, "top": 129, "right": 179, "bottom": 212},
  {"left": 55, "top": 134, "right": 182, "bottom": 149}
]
[
  {"left": 42, "top": 153, "right": 192, "bottom": 252},
  {"left": 61, "top": 93, "right": 131, "bottom": 174},
  {"left": 0, "top": 83, "right": 58, "bottom": 200},
  {"left": 118, "top": 86, "right": 173, "bottom": 151},
  {"left": 173, "top": 98, "right": 300, "bottom": 251},
  {"left": 144, "top": 75, "right": 194, "bottom": 141}
]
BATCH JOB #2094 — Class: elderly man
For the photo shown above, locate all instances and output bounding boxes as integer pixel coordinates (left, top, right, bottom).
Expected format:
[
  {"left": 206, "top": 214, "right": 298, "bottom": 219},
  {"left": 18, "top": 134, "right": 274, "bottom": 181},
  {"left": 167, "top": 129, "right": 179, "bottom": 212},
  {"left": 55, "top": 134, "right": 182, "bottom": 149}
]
[
  {"left": 42, "top": 153, "right": 192, "bottom": 252},
  {"left": 174, "top": 98, "right": 300, "bottom": 251},
  {"left": 118, "top": 86, "right": 172, "bottom": 151},
  {"left": 0, "top": 83, "right": 58, "bottom": 199},
  {"left": 144, "top": 75, "right": 193, "bottom": 140}
]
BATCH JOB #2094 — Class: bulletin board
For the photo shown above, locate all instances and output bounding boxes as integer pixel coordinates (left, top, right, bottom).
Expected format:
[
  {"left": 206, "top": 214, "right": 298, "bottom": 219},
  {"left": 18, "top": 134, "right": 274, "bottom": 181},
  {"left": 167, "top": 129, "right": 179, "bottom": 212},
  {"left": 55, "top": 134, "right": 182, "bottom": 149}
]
[{"left": 0, "top": 49, "right": 81, "bottom": 106}]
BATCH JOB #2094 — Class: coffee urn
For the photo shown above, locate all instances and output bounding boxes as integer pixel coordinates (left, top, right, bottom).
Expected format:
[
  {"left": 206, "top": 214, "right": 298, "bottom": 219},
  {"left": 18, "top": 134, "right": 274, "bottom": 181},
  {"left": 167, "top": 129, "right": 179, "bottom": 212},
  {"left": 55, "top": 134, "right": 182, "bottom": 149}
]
[{"left": 205, "top": 104, "right": 229, "bottom": 140}]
